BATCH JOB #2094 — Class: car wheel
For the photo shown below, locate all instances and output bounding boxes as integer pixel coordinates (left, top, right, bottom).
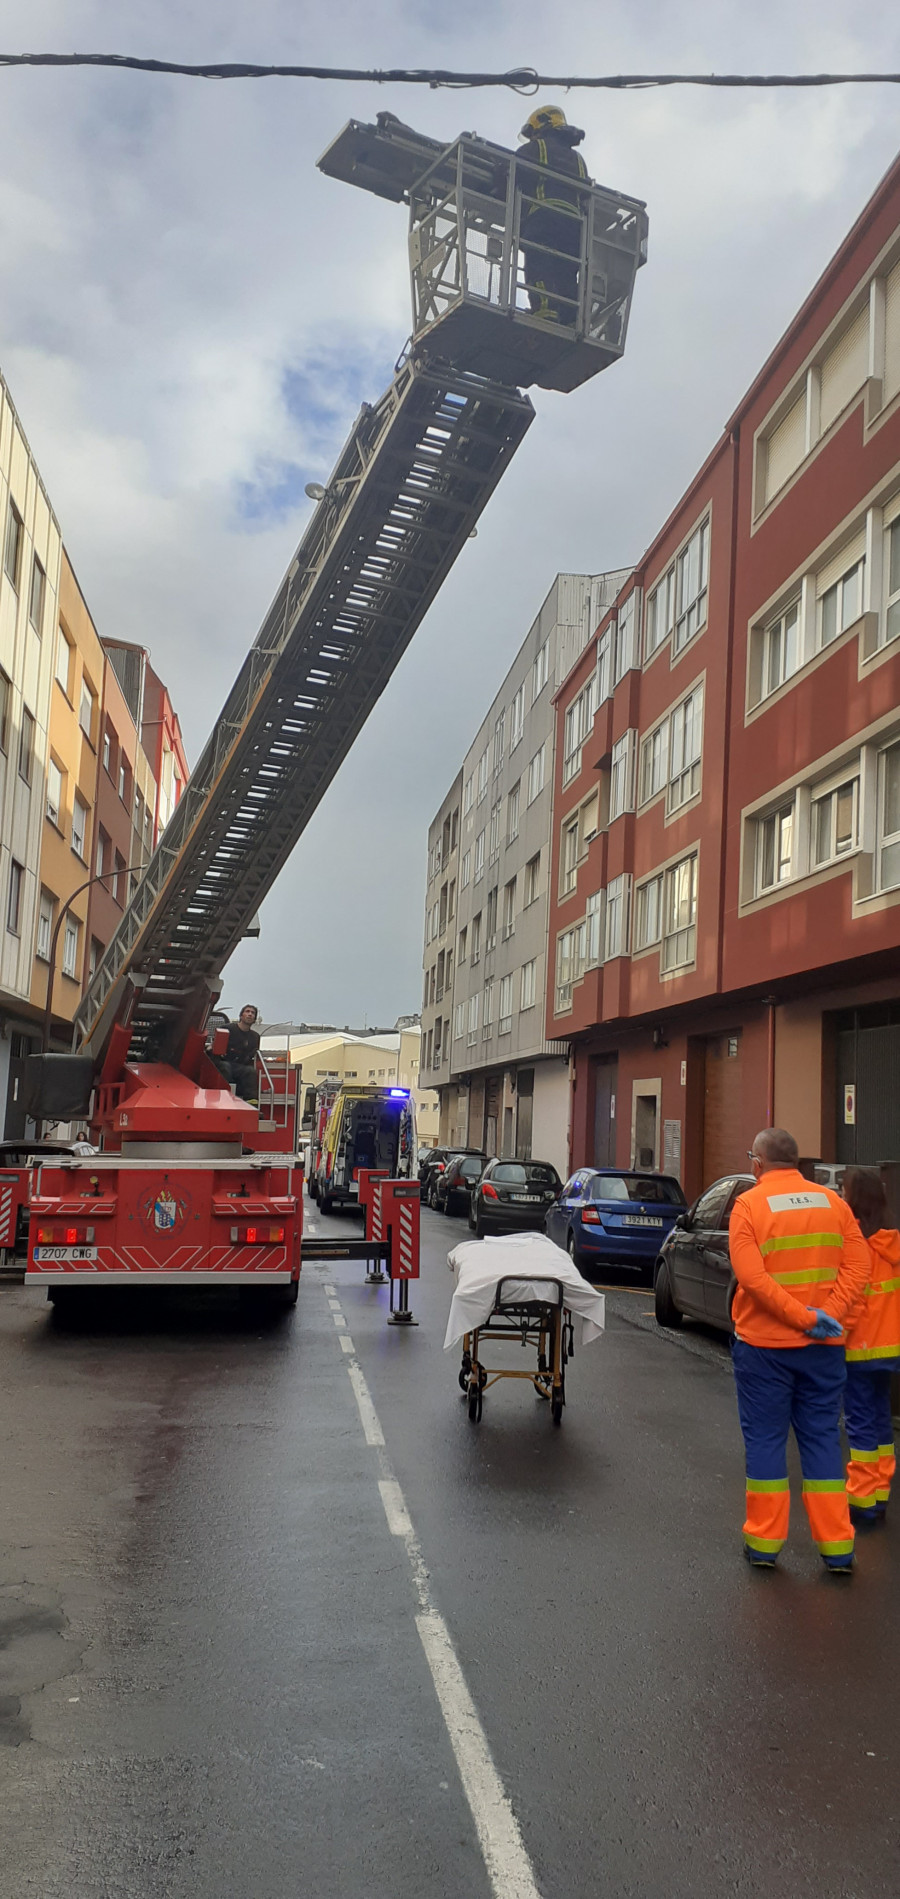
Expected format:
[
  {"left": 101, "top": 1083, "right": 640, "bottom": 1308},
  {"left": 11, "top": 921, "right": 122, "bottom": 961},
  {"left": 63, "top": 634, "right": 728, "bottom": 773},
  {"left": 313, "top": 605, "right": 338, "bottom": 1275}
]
[
  {"left": 654, "top": 1258, "right": 683, "bottom": 1329},
  {"left": 475, "top": 1213, "right": 487, "bottom": 1239},
  {"left": 566, "top": 1228, "right": 587, "bottom": 1275},
  {"left": 468, "top": 1201, "right": 477, "bottom": 1231}
]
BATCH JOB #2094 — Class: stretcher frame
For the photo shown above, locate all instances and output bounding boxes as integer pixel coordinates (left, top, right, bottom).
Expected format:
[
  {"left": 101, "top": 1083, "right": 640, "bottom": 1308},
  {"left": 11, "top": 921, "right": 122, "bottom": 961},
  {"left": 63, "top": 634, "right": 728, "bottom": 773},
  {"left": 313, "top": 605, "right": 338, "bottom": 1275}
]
[{"left": 459, "top": 1275, "right": 573, "bottom": 1425}]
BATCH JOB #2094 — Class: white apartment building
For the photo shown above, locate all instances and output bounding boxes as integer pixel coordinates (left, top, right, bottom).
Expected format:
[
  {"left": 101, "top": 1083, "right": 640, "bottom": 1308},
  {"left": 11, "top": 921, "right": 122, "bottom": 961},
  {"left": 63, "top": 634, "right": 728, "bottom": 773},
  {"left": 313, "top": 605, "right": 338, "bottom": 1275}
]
[
  {"left": 421, "top": 571, "right": 630, "bottom": 1175},
  {"left": 0, "top": 370, "right": 61, "bottom": 1129}
]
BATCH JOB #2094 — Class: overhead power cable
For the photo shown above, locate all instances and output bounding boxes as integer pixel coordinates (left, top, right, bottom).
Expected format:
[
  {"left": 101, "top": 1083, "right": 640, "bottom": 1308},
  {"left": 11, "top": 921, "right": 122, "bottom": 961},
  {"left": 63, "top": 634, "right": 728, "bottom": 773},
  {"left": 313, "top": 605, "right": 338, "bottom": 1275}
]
[{"left": 0, "top": 55, "right": 899, "bottom": 91}]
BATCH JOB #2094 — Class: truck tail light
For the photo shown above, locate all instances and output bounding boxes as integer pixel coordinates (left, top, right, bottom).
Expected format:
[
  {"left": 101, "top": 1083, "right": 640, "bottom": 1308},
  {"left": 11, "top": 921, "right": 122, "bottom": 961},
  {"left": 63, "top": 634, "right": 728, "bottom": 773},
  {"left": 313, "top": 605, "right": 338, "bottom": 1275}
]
[
  {"left": 38, "top": 1227, "right": 55, "bottom": 1242},
  {"left": 65, "top": 1227, "right": 78, "bottom": 1244},
  {"left": 234, "top": 1225, "right": 286, "bottom": 1245}
]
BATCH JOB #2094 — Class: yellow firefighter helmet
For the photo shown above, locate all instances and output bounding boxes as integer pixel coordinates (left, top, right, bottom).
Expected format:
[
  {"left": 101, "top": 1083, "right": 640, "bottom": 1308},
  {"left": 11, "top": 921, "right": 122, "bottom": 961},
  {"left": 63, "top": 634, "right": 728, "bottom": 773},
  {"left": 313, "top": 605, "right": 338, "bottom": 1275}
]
[{"left": 519, "top": 105, "right": 568, "bottom": 139}]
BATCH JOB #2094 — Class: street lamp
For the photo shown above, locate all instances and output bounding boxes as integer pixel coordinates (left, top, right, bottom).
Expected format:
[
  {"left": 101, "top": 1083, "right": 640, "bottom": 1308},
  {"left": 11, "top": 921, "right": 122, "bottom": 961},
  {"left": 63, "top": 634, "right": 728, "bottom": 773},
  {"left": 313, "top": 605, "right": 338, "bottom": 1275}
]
[{"left": 41, "top": 862, "right": 147, "bottom": 1055}]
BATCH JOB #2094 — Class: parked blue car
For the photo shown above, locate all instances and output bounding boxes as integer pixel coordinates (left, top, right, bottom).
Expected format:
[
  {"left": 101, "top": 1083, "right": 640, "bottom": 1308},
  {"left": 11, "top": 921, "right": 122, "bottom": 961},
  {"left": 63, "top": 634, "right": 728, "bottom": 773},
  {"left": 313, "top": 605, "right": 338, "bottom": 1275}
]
[{"left": 545, "top": 1168, "right": 687, "bottom": 1279}]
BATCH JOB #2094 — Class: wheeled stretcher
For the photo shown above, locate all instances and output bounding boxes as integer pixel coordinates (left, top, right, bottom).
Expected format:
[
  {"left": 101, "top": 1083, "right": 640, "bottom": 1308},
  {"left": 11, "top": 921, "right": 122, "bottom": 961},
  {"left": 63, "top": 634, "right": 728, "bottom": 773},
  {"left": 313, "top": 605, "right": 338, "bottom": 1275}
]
[{"left": 445, "top": 1234, "right": 605, "bottom": 1425}]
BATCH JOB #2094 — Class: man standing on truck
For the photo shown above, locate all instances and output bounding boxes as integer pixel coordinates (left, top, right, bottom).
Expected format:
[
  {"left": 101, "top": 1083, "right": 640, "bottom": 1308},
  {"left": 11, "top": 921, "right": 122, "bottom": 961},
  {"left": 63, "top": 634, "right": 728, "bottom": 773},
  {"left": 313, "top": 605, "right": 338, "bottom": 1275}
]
[
  {"left": 517, "top": 105, "right": 590, "bottom": 324},
  {"left": 216, "top": 1004, "right": 261, "bottom": 1103}
]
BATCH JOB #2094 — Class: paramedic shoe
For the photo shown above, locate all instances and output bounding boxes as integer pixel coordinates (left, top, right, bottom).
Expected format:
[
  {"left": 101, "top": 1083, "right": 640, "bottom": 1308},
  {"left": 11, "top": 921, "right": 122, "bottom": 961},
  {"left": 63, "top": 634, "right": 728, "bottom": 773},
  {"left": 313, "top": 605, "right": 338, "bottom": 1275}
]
[
  {"left": 822, "top": 1554, "right": 855, "bottom": 1574},
  {"left": 743, "top": 1546, "right": 778, "bottom": 1569},
  {"left": 849, "top": 1504, "right": 881, "bottom": 1528}
]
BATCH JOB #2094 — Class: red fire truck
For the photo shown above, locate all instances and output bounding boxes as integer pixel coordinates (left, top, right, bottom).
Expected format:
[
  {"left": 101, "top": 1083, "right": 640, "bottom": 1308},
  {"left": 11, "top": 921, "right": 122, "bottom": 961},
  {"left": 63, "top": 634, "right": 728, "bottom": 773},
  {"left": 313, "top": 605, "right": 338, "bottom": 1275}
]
[{"left": 23, "top": 115, "right": 645, "bottom": 1309}]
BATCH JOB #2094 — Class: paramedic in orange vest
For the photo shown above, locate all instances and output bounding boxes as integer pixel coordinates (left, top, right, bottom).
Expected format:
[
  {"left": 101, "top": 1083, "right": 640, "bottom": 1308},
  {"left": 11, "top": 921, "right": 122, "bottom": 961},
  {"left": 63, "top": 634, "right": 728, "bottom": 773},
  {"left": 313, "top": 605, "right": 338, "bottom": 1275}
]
[
  {"left": 729, "top": 1127, "right": 869, "bottom": 1572},
  {"left": 517, "top": 106, "right": 590, "bottom": 324},
  {"left": 841, "top": 1167, "right": 900, "bottom": 1524}
]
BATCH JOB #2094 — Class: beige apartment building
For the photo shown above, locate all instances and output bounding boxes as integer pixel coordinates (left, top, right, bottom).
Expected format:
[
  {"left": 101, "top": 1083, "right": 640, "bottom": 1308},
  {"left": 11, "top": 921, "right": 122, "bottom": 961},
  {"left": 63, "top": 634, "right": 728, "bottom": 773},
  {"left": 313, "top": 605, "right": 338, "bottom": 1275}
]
[{"left": 0, "top": 369, "right": 61, "bottom": 1131}]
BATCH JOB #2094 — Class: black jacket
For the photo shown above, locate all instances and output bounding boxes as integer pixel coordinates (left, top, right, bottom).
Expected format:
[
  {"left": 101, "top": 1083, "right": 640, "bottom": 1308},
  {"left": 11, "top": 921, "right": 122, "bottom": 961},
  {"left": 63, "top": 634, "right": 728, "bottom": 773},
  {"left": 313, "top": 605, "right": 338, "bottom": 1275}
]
[
  {"left": 227, "top": 1022, "right": 260, "bottom": 1067},
  {"left": 519, "top": 128, "right": 589, "bottom": 217}
]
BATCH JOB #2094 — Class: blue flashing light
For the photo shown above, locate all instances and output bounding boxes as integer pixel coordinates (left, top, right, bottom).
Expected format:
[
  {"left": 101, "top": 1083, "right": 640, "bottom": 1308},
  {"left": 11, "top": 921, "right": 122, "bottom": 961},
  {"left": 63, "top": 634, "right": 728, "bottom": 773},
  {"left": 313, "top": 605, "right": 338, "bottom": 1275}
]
[{"left": 389, "top": 1088, "right": 409, "bottom": 1098}]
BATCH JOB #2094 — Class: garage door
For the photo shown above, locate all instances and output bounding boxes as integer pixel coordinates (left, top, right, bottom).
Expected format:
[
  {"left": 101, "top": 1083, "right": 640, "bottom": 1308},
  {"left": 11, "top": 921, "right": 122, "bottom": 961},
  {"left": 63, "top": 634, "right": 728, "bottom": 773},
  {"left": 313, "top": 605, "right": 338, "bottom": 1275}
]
[{"left": 702, "top": 1032, "right": 743, "bottom": 1184}]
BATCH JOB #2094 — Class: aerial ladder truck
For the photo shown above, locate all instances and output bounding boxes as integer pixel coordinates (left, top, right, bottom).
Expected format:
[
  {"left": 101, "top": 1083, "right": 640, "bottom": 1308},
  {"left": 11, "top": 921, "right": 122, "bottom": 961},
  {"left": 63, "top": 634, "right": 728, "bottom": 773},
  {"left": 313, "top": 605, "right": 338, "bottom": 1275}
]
[{"left": 23, "top": 113, "right": 648, "bottom": 1312}]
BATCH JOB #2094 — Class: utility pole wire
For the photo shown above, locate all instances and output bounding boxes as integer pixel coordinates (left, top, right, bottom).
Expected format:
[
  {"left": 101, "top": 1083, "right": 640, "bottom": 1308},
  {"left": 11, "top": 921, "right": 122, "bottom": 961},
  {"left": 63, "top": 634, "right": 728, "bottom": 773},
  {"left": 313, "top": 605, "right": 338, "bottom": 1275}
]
[{"left": 0, "top": 55, "right": 899, "bottom": 90}]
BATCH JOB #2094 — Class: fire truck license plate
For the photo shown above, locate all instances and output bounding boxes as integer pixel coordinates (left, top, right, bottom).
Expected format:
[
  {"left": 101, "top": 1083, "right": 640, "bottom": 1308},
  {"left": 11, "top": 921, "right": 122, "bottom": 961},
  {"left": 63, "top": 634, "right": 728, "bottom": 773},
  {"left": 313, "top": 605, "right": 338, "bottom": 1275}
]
[{"left": 34, "top": 1246, "right": 98, "bottom": 1262}]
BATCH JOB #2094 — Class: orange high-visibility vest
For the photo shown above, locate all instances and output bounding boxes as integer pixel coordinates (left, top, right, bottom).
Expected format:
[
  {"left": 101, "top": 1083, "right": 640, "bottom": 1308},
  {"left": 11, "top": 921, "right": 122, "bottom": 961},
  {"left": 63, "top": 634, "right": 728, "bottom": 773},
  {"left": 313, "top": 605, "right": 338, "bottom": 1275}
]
[
  {"left": 844, "top": 1228, "right": 900, "bottom": 1363},
  {"left": 729, "top": 1169, "right": 870, "bottom": 1350}
]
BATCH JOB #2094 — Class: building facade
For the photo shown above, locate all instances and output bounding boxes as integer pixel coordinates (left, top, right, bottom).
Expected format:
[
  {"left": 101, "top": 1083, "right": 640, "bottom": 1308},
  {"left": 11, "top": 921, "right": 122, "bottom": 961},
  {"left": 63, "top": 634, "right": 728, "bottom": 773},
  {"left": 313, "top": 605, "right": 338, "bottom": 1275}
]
[
  {"left": 423, "top": 572, "right": 629, "bottom": 1176},
  {"left": 0, "top": 370, "right": 61, "bottom": 1131},
  {"left": 83, "top": 657, "right": 156, "bottom": 990},
  {"left": 29, "top": 552, "right": 105, "bottom": 1042},
  {"left": 261, "top": 1020, "right": 439, "bottom": 1145},
  {"left": 546, "top": 148, "right": 900, "bottom": 1197}
]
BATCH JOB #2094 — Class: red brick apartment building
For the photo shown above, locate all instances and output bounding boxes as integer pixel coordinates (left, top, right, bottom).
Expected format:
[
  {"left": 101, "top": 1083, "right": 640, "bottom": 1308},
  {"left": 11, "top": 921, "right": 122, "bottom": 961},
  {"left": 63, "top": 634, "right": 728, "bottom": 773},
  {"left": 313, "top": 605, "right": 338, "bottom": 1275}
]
[{"left": 547, "top": 150, "right": 900, "bottom": 1199}]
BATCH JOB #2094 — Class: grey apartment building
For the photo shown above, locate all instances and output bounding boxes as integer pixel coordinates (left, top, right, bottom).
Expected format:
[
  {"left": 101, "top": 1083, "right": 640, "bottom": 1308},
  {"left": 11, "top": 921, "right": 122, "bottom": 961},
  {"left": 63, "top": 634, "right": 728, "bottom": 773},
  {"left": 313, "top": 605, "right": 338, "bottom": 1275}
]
[{"left": 421, "top": 571, "right": 629, "bottom": 1176}]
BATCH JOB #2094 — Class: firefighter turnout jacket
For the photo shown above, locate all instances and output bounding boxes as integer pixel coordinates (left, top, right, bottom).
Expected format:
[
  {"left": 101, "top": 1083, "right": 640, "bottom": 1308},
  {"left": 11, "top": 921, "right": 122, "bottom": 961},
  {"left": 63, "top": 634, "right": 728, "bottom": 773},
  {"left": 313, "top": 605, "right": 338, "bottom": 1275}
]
[
  {"left": 844, "top": 1227, "right": 900, "bottom": 1363},
  {"left": 730, "top": 1168, "right": 870, "bottom": 1350},
  {"left": 518, "top": 130, "right": 590, "bottom": 217}
]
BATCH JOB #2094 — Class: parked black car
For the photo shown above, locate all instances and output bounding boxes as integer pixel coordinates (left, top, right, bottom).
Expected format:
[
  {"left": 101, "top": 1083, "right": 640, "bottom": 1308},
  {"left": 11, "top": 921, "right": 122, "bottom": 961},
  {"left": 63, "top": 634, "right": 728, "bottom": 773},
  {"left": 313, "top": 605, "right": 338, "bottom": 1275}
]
[
  {"left": 468, "top": 1159, "right": 561, "bottom": 1237},
  {"left": 419, "top": 1147, "right": 455, "bottom": 1205},
  {"left": 435, "top": 1153, "right": 487, "bottom": 1216},
  {"left": 653, "top": 1172, "right": 754, "bottom": 1333}
]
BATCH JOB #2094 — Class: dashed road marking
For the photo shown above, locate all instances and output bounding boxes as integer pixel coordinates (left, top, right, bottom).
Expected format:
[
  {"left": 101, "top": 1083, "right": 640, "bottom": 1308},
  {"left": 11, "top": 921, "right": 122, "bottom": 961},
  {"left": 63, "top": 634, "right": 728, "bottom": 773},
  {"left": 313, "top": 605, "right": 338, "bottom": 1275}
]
[{"left": 339, "top": 1334, "right": 354, "bottom": 1354}]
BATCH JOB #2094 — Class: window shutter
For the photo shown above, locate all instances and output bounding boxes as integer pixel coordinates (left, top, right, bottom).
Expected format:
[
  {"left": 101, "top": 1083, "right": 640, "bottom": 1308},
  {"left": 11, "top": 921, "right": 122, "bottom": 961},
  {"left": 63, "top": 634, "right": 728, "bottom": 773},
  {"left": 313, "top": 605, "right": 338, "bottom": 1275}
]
[
  {"left": 819, "top": 307, "right": 868, "bottom": 433},
  {"left": 765, "top": 393, "right": 806, "bottom": 501},
  {"left": 815, "top": 527, "right": 867, "bottom": 599}
]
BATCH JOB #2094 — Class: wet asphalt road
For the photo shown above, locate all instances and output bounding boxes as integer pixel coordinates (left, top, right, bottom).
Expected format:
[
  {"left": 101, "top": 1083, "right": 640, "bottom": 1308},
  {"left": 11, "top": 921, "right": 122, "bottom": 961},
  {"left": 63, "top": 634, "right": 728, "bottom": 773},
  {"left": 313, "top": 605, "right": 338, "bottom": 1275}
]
[{"left": 2, "top": 1199, "right": 899, "bottom": 1899}]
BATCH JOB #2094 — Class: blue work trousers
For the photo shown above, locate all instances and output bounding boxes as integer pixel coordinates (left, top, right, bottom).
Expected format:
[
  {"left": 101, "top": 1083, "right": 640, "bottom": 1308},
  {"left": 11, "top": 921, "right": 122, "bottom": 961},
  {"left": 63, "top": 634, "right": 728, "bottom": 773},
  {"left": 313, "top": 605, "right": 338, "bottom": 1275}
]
[
  {"left": 844, "top": 1363, "right": 898, "bottom": 1517},
  {"left": 732, "top": 1339, "right": 852, "bottom": 1564}
]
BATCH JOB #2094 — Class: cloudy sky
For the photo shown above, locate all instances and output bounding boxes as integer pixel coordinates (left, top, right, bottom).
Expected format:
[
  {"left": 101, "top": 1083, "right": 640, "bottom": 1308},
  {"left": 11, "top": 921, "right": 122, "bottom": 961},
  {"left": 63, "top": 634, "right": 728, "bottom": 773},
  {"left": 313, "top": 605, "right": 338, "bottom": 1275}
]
[{"left": 1, "top": 2, "right": 899, "bottom": 1028}]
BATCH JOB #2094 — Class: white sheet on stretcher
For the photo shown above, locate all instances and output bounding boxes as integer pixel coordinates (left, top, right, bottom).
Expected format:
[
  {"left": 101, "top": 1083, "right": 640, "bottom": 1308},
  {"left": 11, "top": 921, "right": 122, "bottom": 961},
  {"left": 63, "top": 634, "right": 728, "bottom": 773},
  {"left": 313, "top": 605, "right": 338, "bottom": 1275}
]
[{"left": 444, "top": 1232, "right": 606, "bottom": 1350}]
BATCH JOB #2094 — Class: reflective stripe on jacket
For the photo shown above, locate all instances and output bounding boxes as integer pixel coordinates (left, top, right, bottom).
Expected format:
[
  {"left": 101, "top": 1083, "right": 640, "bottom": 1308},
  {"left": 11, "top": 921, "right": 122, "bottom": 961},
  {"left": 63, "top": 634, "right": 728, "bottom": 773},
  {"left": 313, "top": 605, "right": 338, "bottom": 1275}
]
[
  {"left": 844, "top": 1227, "right": 900, "bottom": 1362},
  {"left": 519, "top": 135, "right": 588, "bottom": 220},
  {"left": 729, "top": 1168, "right": 870, "bottom": 1350}
]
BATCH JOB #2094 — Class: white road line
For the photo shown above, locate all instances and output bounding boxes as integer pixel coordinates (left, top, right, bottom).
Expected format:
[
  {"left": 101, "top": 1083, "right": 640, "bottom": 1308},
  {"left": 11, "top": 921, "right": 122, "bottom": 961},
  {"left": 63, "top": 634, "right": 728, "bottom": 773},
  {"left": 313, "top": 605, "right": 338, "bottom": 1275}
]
[
  {"left": 345, "top": 1361, "right": 385, "bottom": 1446},
  {"left": 339, "top": 1334, "right": 354, "bottom": 1354},
  {"left": 323, "top": 1283, "right": 336, "bottom": 1294},
  {"left": 336, "top": 1292, "right": 542, "bottom": 1899},
  {"left": 332, "top": 1311, "right": 347, "bottom": 1329},
  {"left": 327, "top": 1297, "right": 342, "bottom": 1310}
]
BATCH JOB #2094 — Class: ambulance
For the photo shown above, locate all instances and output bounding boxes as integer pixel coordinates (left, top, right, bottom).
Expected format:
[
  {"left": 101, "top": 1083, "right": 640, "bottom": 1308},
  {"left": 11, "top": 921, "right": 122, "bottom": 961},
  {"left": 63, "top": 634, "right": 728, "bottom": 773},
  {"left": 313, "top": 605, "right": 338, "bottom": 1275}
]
[{"left": 315, "top": 1085, "right": 417, "bottom": 1213}]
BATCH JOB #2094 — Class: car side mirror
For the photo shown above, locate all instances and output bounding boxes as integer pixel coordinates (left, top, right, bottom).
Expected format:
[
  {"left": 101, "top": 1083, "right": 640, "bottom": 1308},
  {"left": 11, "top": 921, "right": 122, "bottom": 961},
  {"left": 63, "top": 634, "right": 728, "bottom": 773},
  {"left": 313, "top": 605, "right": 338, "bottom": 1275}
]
[{"left": 674, "top": 1211, "right": 691, "bottom": 1231}]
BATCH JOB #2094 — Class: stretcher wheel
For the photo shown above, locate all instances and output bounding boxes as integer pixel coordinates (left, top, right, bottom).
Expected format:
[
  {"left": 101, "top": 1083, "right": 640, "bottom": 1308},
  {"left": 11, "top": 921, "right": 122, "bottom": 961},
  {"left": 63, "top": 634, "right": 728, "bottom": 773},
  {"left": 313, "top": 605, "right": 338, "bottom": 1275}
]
[
  {"left": 551, "top": 1393, "right": 564, "bottom": 1425},
  {"left": 467, "top": 1379, "right": 483, "bottom": 1422},
  {"left": 459, "top": 1349, "right": 472, "bottom": 1392}
]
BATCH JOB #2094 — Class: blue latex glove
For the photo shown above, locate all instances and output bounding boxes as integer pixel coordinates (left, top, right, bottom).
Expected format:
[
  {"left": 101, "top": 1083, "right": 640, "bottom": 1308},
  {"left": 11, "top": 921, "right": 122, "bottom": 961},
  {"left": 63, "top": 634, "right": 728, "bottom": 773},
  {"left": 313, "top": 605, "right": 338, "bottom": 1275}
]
[{"left": 806, "top": 1308, "right": 844, "bottom": 1341}]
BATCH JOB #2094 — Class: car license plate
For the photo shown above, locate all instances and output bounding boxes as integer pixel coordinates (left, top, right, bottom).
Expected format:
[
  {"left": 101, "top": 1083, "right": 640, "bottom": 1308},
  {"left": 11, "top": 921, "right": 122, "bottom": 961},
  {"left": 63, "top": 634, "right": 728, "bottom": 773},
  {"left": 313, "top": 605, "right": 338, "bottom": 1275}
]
[
  {"left": 622, "top": 1216, "right": 663, "bottom": 1228},
  {"left": 512, "top": 1194, "right": 542, "bottom": 1203},
  {"left": 33, "top": 1245, "right": 98, "bottom": 1261}
]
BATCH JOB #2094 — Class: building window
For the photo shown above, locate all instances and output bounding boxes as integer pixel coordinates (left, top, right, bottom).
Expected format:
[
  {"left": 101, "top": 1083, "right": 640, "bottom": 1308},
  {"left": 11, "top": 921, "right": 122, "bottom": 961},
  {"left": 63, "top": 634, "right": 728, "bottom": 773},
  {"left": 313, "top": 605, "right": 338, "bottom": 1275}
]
[
  {"left": 758, "top": 803, "right": 794, "bottom": 893},
  {"left": 96, "top": 827, "right": 108, "bottom": 877},
  {"left": 498, "top": 974, "right": 513, "bottom": 1033},
  {"left": 811, "top": 774, "right": 858, "bottom": 868},
  {"left": 461, "top": 850, "right": 471, "bottom": 889},
  {"left": 604, "top": 874, "right": 631, "bottom": 960},
  {"left": 662, "top": 854, "right": 698, "bottom": 971},
  {"left": 79, "top": 678, "right": 96, "bottom": 741},
  {"left": 819, "top": 553, "right": 865, "bottom": 648},
  {"left": 3, "top": 502, "right": 23, "bottom": 588},
  {"left": 463, "top": 773, "right": 474, "bottom": 816},
  {"left": 563, "top": 675, "right": 597, "bottom": 787},
  {"left": 510, "top": 685, "right": 524, "bottom": 750},
  {"left": 523, "top": 852, "right": 540, "bottom": 906},
  {"left": 645, "top": 569, "right": 674, "bottom": 659},
  {"left": 72, "top": 792, "right": 89, "bottom": 861},
  {"left": 37, "top": 890, "right": 54, "bottom": 961},
  {"left": 492, "top": 711, "right": 505, "bottom": 773},
  {"left": 878, "top": 741, "right": 900, "bottom": 890},
  {"left": 0, "top": 669, "right": 9, "bottom": 752},
  {"left": 474, "top": 831, "right": 485, "bottom": 881},
  {"left": 6, "top": 859, "right": 23, "bottom": 934},
  {"left": 62, "top": 915, "right": 80, "bottom": 979},
  {"left": 467, "top": 993, "right": 480, "bottom": 1047},
  {"left": 55, "top": 626, "right": 72, "bottom": 694},
  {"left": 762, "top": 599, "right": 801, "bottom": 697},
  {"left": 118, "top": 759, "right": 128, "bottom": 801},
  {"left": 89, "top": 936, "right": 103, "bottom": 982},
  {"left": 556, "top": 929, "right": 576, "bottom": 1011},
  {"left": 18, "top": 708, "right": 34, "bottom": 784},
  {"left": 668, "top": 686, "right": 703, "bottom": 812},
  {"left": 520, "top": 959, "right": 537, "bottom": 1010},
  {"left": 46, "top": 758, "right": 63, "bottom": 825},
  {"left": 458, "top": 924, "right": 467, "bottom": 964},
  {"left": 639, "top": 721, "right": 668, "bottom": 806},
  {"left": 114, "top": 851, "right": 126, "bottom": 905},
  {"left": 674, "top": 518, "right": 710, "bottom": 654},
  {"left": 488, "top": 800, "right": 501, "bottom": 860},
  {"left": 102, "top": 729, "right": 112, "bottom": 774},
  {"left": 562, "top": 814, "right": 580, "bottom": 895},
  {"left": 502, "top": 877, "right": 516, "bottom": 940},
  {"left": 885, "top": 515, "right": 900, "bottom": 648},
  {"left": 507, "top": 781, "right": 520, "bottom": 843},
  {"left": 613, "top": 591, "right": 639, "bottom": 684},
  {"left": 470, "top": 912, "right": 482, "bottom": 964},
  {"left": 482, "top": 981, "right": 494, "bottom": 1038},
  {"left": 634, "top": 874, "right": 663, "bottom": 950},
  {"left": 485, "top": 885, "right": 498, "bottom": 949},
  {"left": 29, "top": 556, "right": 46, "bottom": 633},
  {"left": 454, "top": 1001, "right": 465, "bottom": 1040},
  {"left": 526, "top": 744, "right": 545, "bottom": 806},
  {"left": 585, "top": 890, "right": 604, "bottom": 966},
  {"left": 477, "top": 747, "right": 489, "bottom": 802},
  {"left": 532, "top": 638, "right": 549, "bottom": 702},
  {"left": 609, "top": 731, "right": 636, "bottom": 822}
]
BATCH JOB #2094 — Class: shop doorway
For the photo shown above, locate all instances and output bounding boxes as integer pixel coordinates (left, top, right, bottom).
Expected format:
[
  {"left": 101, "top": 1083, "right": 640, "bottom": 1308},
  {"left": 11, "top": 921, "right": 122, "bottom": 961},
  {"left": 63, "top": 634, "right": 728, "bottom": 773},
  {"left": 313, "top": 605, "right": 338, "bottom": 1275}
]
[
  {"left": 591, "top": 1056, "right": 617, "bottom": 1167},
  {"left": 835, "top": 1006, "right": 900, "bottom": 1164},
  {"left": 515, "top": 1068, "right": 534, "bottom": 1159},
  {"left": 701, "top": 1031, "right": 743, "bottom": 1183}
]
